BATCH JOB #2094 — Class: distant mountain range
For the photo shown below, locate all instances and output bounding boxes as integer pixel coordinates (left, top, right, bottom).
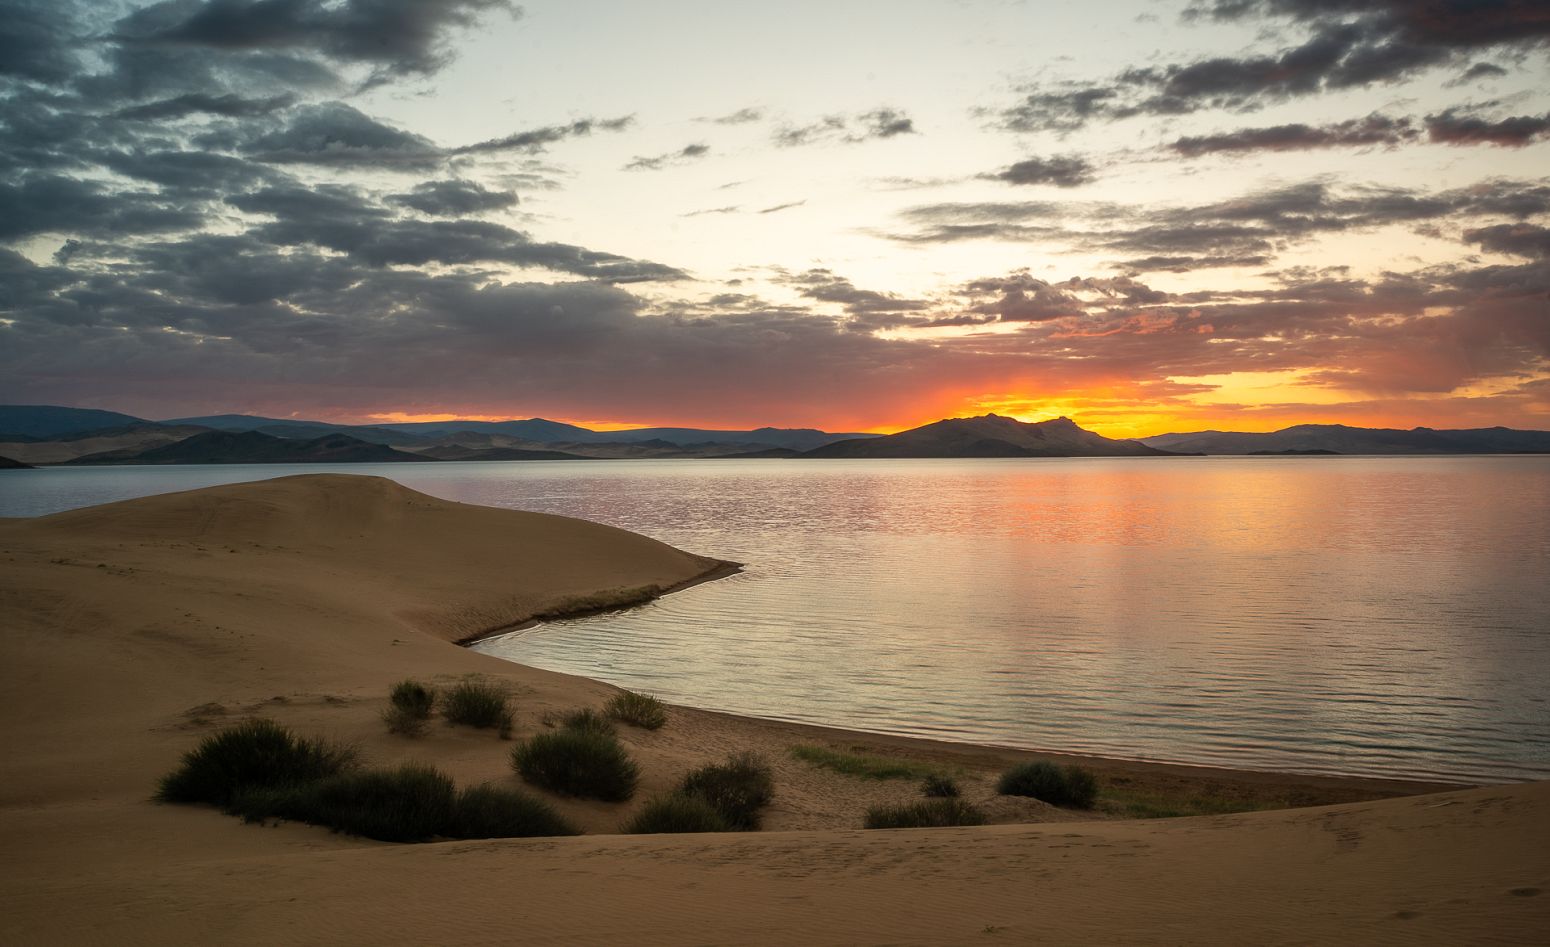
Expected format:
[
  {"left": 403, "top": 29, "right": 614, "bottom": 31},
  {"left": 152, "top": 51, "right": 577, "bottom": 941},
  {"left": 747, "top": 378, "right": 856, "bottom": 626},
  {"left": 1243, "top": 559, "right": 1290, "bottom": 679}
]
[
  {"left": 2, "top": 405, "right": 1548, "bottom": 467},
  {"left": 1138, "top": 424, "right": 1550, "bottom": 455},
  {"left": 804, "top": 415, "right": 1177, "bottom": 458}
]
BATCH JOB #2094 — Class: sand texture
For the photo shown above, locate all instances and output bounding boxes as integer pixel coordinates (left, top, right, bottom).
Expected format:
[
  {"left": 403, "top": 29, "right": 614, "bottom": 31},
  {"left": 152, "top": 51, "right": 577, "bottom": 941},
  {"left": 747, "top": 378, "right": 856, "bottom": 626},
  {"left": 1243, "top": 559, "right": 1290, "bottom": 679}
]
[{"left": 1, "top": 474, "right": 1545, "bottom": 945}]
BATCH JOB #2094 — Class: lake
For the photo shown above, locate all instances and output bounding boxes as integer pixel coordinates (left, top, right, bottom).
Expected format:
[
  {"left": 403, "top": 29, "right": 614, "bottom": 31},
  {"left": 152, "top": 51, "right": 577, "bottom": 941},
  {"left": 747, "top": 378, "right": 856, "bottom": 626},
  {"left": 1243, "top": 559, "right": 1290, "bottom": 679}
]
[{"left": 4, "top": 456, "right": 1547, "bottom": 783}]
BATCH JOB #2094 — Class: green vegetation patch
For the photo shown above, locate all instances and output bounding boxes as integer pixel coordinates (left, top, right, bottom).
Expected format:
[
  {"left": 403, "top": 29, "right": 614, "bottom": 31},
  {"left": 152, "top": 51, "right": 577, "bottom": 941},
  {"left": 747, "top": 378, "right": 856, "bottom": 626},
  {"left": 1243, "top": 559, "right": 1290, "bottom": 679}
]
[
  {"left": 790, "top": 744, "right": 953, "bottom": 781},
  {"left": 448, "top": 784, "right": 581, "bottom": 839},
  {"left": 865, "top": 798, "right": 987, "bottom": 829},
  {"left": 382, "top": 679, "right": 437, "bottom": 736}
]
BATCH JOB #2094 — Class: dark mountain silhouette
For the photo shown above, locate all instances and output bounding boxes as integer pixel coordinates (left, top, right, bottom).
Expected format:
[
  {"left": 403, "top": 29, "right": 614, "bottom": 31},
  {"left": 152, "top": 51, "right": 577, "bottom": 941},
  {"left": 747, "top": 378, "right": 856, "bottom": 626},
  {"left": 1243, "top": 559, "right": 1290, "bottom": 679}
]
[
  {"left": 67, "top": 431, "right": 433, "bottom": 465},
  {"left": 1140, "top": 424, "right": 1550, "bottom": 455},
  {"left": 0, "top": 405, "right": 146, "bottom": 439},
  {"left": 0, "top": 454, "right": 34, "bottom": 469},
  {"left": 804, "top": 415, "right": 1180, "bottom": 458}
]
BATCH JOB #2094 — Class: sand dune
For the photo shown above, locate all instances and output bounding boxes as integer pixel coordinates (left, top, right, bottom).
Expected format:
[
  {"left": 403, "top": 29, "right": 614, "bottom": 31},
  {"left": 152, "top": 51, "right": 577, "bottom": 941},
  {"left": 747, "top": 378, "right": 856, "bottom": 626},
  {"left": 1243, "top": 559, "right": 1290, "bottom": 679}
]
[{"left": 1, "top": 474, "right": 1544, "bottom": 945}]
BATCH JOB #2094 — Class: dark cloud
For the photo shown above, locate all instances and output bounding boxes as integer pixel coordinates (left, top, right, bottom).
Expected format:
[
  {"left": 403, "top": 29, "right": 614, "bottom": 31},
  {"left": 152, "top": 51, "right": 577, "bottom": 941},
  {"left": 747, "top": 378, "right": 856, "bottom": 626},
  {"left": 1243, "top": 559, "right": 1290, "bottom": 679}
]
[
  {"left": 1464, "top": 223, "right": 1550, "bottom": 258},
  {"left": 453, "top": 116, "right": 633, "bottom": 156},
  {"left": 781, "top": 269, "right": 932, "bottom": 318},
  {"left": 1453, "top": 62, "right": 1509, "bottom": 83},
  {"left": 0, "top": 0, "right": 97, "bottom": 83},
  {"left": 775, "top": 108, "right": 917, "bottom": 147},
  {"left": 1170, "top": 113, "right": 1418, "bottom": 156},
  {"left": 624, "top": 143, "right": 710, "bottom": 172},
  {"left": 114, "top": 92, "right": 298, "bottom": 121},
  {"left": 1001, "top": 0, "right": 1550, "bottom": 132},
  {"left": 1426, "top": 107, "right": 1550, "bottom": 147},
  {"left": 238, "top": 102, "right": 442, "bottom": 168},
  {"left": 388, "top": 180, "right": 517, "bottom": 216},
  {"left": 0, "top": 174, "right": 206, "bottom": 242},
  {"left": 960, "top": 271, "right": 1085, "bottom": 321},
  {"left": 757, "top": 201, "right": 805, "bottom": 214},
  {"left": 122, "top": 0, "right": 521, "bottom": 84},
  {"left": 988, "top": 155, "right": 1096, "bottom": 187}
]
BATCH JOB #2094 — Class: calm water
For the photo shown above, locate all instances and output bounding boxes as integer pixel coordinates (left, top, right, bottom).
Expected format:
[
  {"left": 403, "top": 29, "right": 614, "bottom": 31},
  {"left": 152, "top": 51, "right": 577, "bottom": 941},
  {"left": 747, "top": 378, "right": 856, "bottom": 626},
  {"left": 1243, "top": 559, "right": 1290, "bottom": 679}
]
[{"left": 4, "top": 457, "right": 1548, "bottom": 783}]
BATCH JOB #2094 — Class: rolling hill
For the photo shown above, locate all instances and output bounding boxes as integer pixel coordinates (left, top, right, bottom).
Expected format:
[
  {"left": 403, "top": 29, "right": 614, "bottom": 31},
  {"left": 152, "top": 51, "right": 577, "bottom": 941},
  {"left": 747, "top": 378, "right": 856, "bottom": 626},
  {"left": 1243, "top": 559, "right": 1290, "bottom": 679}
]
[{"left": 804, "top": 415, "right": 1181, "bottom": 458}]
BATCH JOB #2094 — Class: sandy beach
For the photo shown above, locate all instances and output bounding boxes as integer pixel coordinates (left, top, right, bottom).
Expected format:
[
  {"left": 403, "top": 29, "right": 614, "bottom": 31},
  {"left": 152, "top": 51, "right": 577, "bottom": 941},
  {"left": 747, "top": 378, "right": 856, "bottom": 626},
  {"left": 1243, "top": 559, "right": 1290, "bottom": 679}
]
[{"left": 1, "top": 474, "right": 1545, "bottom": 945}]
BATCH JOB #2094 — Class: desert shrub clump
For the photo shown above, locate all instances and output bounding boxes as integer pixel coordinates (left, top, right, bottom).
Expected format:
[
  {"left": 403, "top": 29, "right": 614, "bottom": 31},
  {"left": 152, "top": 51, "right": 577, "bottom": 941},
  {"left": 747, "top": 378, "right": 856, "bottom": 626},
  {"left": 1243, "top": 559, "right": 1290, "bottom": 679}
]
[
  {"left": 921, "top": 774, "right": 961, "bottom": 798},
  {"left": 677, "top": 752, "right": 775, "bottom": 830},
  {"left": 447, "top": 784, "right": 581, "bottom": 839},
  {"left": 864, "top": 798, "right": 987, "bottom": 829},
  {"left": 604, "top": 690, "right": 667, "bottom": 730},
  {"left": 559, "top": 708, "right": 616, "bottom": 736},
  {"left": 443, "top": 679, "right": 513, "bottom": 737},
  {"left": 232, "top": 763, "right": 456, "bottom": 843},
  {"left": 382, "top": 679, "right": 437, "bottom": 736},
  {"left": 624, "top": 794, "right": 732, "bottom": 834},
  {"left": 511, "top": 729, "right": 639, "bottom": 802},
  {"left": 156, "top": 718, "right": 355, "bottom": 806},
  {"left": 996, "top": 761, "right": 1099, "bottom": 809}
]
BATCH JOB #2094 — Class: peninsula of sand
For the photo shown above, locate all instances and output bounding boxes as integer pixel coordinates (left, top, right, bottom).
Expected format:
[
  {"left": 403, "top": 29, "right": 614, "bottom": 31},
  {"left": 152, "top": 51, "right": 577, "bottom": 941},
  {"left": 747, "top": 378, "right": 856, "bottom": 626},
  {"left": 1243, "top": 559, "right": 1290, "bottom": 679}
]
[{"left": 2, "top": 474, "right": 1545, "bottom": 944}]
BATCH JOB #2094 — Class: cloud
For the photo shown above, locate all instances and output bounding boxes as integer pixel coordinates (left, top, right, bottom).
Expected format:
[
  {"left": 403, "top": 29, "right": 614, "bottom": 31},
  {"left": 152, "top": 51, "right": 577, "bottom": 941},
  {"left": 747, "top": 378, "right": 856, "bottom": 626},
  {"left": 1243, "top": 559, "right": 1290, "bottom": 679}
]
[
  {"left": 453, "top": 116, "right": 633, "bottom": 156},
  {"left": 1426, "top": 107, "right": 1550, "bottom": 147},
  {"left": 624, "top": 143, "right": 710, "bottom": 172},
  {"left": 756, "top": 200, "right": 805, "bottom": 214},
  {"left": 114, "top": 92, "right": 298, "bottom": 121},
  {"left": 781, "top": 268, "right": 932, "bottom": 318},
  {"left": 774, "top": 108, "right": 917, "bottom": 147},
  {"left": 122, "top": 0, "right": 522, "bottom": 84},
  {"left": 987, "top": 155, "right": 1096, "bottom": 187},
  {"left": 701, "top": 107, "right": 763, "bottom": 125},
  {"left": 240, "top": 102, "right": 443, "bottom": 168},
  {"left": 388, "top": 180, "right": 518, "bottom": 215},
  {"left": 1170, "top": 113, "right": 1418, "bottom": 156},
  {"left": 999, "top": 0, "right": 1550, "bottom": 133},
  {"left": 1464, "top": 223, "right": 1550, "bottom": 258}
]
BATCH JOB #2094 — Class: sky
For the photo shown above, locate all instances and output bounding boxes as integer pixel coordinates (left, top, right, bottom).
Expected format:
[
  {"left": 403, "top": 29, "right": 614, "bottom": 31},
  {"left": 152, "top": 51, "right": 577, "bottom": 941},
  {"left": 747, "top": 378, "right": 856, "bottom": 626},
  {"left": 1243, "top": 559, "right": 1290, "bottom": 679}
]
[{"left": 1, "top": 0, "right": 1548, "bottom": 436}]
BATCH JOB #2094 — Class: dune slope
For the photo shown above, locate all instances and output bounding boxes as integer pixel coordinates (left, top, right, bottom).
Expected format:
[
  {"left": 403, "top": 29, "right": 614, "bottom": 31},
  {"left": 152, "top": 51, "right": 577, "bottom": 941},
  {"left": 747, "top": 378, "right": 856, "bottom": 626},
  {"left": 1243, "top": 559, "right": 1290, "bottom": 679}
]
[{"left": 0, "top": 474, "right": 1543, "bottom": 945}]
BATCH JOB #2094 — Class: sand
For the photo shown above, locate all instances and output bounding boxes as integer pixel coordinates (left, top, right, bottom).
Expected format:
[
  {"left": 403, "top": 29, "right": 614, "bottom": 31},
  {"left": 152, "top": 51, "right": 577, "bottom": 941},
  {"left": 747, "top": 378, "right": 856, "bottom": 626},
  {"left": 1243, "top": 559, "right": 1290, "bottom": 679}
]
[{"left": 1, "top": 474, "right": 1545, "bottom": 945}]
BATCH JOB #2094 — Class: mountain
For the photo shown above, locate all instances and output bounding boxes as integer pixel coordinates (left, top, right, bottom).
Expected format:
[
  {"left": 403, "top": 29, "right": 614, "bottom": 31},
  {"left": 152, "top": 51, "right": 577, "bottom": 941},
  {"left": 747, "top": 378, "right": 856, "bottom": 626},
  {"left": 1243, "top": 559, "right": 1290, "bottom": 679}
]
[
  {"left": 67, "top": 431, "right": 434, "bottom": 465},
  {"left": 1139, "top": 424, "right": 1550, "bottom": 455},
  {"left": 413, "top": 445, "right": 592, "bottom": 461},
  {"left": 0, "top": 454, "right": 34, "bottom": 469},
  {"left": 374, "top": 419, "right": 870, "bottom": 450},
  {"left": 0, "top": 405, "right": 147, "bottom": 438},
  {"left": 0, "top": 424, "right": 212, "bottom": 465},
  {"left": 803, "top": 415, "right": 1180, "bottom": 458},
  {"left": 162, "top": 414, "right": 428, "bottom": 446}
]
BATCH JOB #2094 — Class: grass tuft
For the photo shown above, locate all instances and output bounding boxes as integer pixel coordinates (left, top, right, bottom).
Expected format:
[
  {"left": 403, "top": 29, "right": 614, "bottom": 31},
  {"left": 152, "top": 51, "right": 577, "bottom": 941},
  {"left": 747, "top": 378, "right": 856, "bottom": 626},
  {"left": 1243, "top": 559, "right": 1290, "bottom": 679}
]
[
  {"left": 996, "top": 761, "right": 1099, "bottom": 809},
  {"left": 447, "top": 784, "right": 581, "bottom": 839},
  {"left": 604, "top": 690, "right": 667, "bottom": 730},
  {"left": 623, "top": 794, "right": 732, "bottom": 834},
  {"left": 921, "top": 774, "right": 961, "bottom": 798},
  {"left": 511, "top": 729, "right": 639, "bottom": 802},
  {"left": 864, "top": 798, "right": 987, "bottom": 829},
  {"left": 381, "top": 679, "right": 438, "bottom": 737},
  {"left": 156, "top": 718, "right": 355, "bottom": 806},
  {"left": 443, "top": 679, "right": 513, "bottom": 737},
  {"left": 559, "top": 707, "right": 616, "bottom": 737},
  {"left": 789, "top": 744, "right": 949, "bottom": 781},
  {"left": 677, "top": 752, "right": 775, "bottom": 830}
]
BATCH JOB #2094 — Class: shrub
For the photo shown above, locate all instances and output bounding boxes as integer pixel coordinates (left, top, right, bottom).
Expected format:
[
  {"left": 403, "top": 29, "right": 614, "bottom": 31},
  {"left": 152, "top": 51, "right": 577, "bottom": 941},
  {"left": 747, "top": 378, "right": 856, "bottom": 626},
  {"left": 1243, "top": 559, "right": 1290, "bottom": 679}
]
[
  {"left": 511, "top": 729, "right": 639, "bottom": 802},
  {"left": 157, "top": 718, "right": 355, "bottom": 806},
  {"left": 605, "top": 690, "right": 667, "bottom": 730},
  {"left": 864, "top": 798, "right": 987, "bottom": 829},
  {"left": 559, "top": 708, "right": 616, "bottom": 737},
  {"left": 443, "top": 680, "right": 513, "bottom": 736},
  {"left": 996, "top": 761, "right": 1099, "bottom": 808},
  {"left": 624, "top": 794, "right": 731, "bottom": 834},
  {"left": 921, "top": 774, "right": 961, "bottom": 798},
  {"left": 231, "top": 763, "right": 456, "bottom": 842},
  {"left": 447, "top": 784, "right": 581, "bottom": 839},
  {"left": 677, "top": 752, "right": 774, "bottom": 830},
  {"left": 391, "top": 680, "right": 436, "bottom": 715}
]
